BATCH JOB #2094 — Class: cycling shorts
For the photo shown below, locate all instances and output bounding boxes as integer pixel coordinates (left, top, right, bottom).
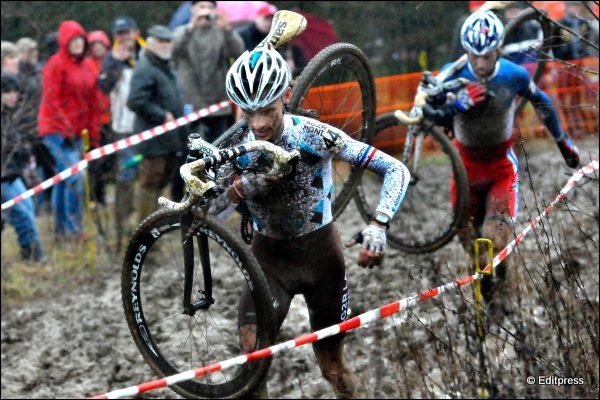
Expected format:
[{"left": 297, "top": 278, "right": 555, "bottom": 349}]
[
  {"left": 451, "top": 139, "right": 519, "bottom": 225},
  {"left": 238, "top": 223, "right": 349, "bottom": 347}
]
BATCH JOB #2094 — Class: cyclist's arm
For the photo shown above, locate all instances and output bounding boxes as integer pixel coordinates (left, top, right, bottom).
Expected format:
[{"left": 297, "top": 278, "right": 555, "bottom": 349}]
[
  {"left": 516, "top": 69, "right": 566, "bottom": 141},
  {"left": 516, "top": 66, "right": 580, "bottom": 167},
  {"left": 422, "top": 56, "right": 478, "bottom": 126},
  {"left": 326, "top": 128, "right": 410, "bottom": 221}
]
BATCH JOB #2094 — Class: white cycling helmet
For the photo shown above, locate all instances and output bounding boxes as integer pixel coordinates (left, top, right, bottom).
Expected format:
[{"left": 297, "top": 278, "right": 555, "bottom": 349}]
[
  {"left": 226, "top": 46, "right": 291, "bottom": 111},
  {"left": 460, "top": 10, "right": 505, "bottom": 55}
]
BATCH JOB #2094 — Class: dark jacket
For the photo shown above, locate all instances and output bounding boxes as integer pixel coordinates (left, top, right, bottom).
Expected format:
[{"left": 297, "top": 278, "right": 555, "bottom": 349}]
[
  {"left": 2, "top": 103, "right": 33, "bottom": 181},
  {"left": 127, "top": 50, "right": 186, "bottom": 157},
  {"left": 17, "top": 61, "right": 42, "bottom": 143}
]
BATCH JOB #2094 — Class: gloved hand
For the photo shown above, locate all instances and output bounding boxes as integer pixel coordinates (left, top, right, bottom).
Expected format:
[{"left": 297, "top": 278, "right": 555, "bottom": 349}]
[
  {"left": 207, "top": 188, "right": 234, "bottom": 217},
  {"left": 451, "top": 81, "right": 487, "bottom": 112},
  {"left": 557, "top": 137, "right": 580, "bottom": 168},
  {"left": 345, "top": 224, "right": 387, "bottom": 268},
  {"left": 361, "top": 224, "right": 387, "bottom": 253},
  {"left": 239, "top": 169, "right": 290, "bottom": 200}
]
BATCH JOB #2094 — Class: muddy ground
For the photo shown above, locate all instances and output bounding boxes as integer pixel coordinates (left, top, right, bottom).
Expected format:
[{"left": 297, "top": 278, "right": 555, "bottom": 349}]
[{"left": 1, "top": 137, "right": 598, "bottom": 399}]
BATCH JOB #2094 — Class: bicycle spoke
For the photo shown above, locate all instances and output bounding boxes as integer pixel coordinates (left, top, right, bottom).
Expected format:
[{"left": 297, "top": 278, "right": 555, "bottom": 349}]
[{"left": 122, "top": 211, "right": 274, "bottom": 397}]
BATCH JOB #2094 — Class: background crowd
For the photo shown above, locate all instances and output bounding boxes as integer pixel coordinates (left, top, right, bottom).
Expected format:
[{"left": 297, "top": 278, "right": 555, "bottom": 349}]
[{"left": 1, "top": 0, "right": 598, "bottom": 264}]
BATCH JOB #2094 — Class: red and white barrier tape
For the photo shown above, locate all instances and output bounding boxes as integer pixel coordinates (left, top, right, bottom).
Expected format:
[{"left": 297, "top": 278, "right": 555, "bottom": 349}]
[
  {"left": 88, "top": 159, "right": 598, "bottom": 399},
  {"left": 1, "top": 101, "right": 231, "bottom": 211},
  {"left": 485, "top": 159, "right": 598, "bottom": 274}
]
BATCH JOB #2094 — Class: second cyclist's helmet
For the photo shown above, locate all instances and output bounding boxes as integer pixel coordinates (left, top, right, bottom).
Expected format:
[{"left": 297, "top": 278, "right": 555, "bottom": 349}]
[
  {"left": 460, "top": 10, "right": 505, "bottom": 55},
  {"left": 226, "top": 46, "right": 291, "bottom": 111}
]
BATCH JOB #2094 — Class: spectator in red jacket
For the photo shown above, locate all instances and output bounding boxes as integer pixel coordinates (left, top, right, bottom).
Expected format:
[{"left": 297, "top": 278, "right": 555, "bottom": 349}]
[{"left": 38, "top": 20, "right": 101, "bottom": 241}]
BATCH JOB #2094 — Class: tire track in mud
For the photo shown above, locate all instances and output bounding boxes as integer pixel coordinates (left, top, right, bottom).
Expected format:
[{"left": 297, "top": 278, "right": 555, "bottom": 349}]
[{"left": 2, "top": 138, "right": 598, "bottom": 399}]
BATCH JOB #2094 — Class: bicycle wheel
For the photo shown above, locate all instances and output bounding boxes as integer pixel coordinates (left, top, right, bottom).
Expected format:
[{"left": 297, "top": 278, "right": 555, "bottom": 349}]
[
  {"left": 354, "top": 113, "right": 468, "bottom": 253},
  {"left": 288, "top": 42, "right": 376, "bottom": 220},
  {"left": 503, "top": 7, "right": 553, "bottom": 115},
  {"left": 121, "top": 209, "right": 274, "bottom": 398}
]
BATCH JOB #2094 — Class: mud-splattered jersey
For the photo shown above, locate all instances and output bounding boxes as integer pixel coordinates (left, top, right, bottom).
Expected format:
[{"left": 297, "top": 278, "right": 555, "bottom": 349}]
[
  {"left": 440, "top": 57, "right": 566, "bottom": 147},
  {"left": 235, "top": 114, "right": 410, "bottom": 239}
]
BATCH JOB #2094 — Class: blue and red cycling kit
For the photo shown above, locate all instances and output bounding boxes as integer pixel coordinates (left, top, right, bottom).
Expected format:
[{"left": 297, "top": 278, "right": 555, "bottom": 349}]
[{"left": 433, "top": 56, "right": 579, "bottom": 223}]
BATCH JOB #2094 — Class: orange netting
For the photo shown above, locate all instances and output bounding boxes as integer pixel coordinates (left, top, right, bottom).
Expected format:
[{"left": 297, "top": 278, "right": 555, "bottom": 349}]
[
  {"left": 300, "top": 57, "right": 598, "bottom": 152},
  {"left": 374, "top": 57, "right": 599, "bottom": 143}
]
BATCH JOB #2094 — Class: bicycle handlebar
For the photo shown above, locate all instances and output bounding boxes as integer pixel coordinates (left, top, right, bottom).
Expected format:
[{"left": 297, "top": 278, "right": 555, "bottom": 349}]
[
  {"left": 158, "top": 140, "right": 300, "bottom": 211},
  {"left": 393, "top": 74, "right": 470, "bottom": 126}
]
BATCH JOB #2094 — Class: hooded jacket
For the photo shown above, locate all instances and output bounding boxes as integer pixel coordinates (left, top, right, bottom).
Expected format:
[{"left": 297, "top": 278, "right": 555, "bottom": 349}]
[
  {"left": 87, "top": 30, "right": 111, "bottom": 126},
  {"left": 38, "top": 20, "right": 101, "bottom": 146}
]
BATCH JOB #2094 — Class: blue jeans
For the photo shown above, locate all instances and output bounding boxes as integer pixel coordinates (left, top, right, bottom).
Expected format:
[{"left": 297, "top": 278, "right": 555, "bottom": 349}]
[
  {"left": 1, "top": 177, "right": 43, "bottom": 248},
  {"left": 42, "top": 133, "right": 84, "bottom": 236}
]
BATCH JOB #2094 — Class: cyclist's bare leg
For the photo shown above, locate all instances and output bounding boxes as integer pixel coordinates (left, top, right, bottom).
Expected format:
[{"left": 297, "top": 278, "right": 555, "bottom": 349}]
[
  {"left": 458, "top": 213, "right": 512, "bottom": 302},
  {"left": 457, "top": 215, "right": 480, "bottom": 261},
  {"left": 237, "top": 266, "right": 292, "bottom": 399},
  {"left": 481, "top": 214, "right": 513, "bottom": 312},
  {"left": 239, "top": 323, "right": 257, "bottom": 353},
  {"left": 238, "top": 324, "right": 270, "bottom": 398},
  {"left": 313, "top": 341, "right": 358, "bottom": 398}
]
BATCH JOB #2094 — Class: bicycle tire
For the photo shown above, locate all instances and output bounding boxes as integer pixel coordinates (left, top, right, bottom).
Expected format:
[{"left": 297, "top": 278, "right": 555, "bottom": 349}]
[
  {"left": 354, "top": 113, "right": 468, "bottom": 253},
  {"left": 121, "top": 209, "right": 274, "bottom": 398},
  {"left": 503, "top": 7, "right": 553, "bottom": 115},
  {"left": 288, "top": 42, "right": 377, "bottom": 220}
]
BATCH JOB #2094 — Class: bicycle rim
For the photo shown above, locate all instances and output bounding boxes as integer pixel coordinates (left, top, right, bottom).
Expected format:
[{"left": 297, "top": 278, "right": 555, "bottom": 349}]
[
  {"left": 503, "top": 7, "right": 552, "bottom": 116},
  {"left": 289, "top": 42, "right": 376, "bottom": 220},
  {"left": 354, "top": 113, "right": 468, "bottom": 253},
  {"left": 121, "top": 210, "right": 273, "bottom": 398}
]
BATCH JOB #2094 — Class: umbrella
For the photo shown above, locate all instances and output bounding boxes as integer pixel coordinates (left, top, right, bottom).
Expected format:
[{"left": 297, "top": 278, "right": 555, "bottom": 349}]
[{"left": 217, "top": 1, "right": 273, "bottom": 23}]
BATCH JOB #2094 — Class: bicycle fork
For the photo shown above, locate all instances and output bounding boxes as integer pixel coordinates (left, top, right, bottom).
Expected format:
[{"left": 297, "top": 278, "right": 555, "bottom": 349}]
[
  {"left": 181, "top": 211, "right": 215, "bottom": 316},
  {"left": 403, "top": 125, "right": 426, "bottom": 184}
]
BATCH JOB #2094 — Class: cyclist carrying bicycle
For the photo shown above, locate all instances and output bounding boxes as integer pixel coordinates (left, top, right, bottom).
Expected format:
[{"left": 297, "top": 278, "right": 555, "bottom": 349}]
[
  {"left": 208, "top": 45, "right": 410, "bottom": 398},
  {"left": 423, "top": 10, "right": 581, "bottom": 313}
]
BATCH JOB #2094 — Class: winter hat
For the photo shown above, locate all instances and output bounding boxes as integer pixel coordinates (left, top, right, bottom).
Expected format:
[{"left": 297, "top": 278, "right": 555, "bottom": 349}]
[
  {"left": 1, "top": 72, "right": 20, "bottom": 93},
  {"left": 87, "top": 31, "right": 111, "bottom": 49}
]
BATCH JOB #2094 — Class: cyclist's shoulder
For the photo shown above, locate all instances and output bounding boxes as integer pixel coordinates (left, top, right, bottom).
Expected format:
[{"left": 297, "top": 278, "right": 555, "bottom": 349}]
[
  {"left": 284, "top": 113, "right": 346, "bottom": 151},
  {"left": 495, "top": 57, "right": 532, "bottom": 85},
  {"left": 285, "top": 113, "right": 328, "bottom": 132},
  {"left": 439, "top": 55, "right": 470, "bottom": 80},
  {"left": 497, "top": 57, "right": 529, "bottom": 76}
]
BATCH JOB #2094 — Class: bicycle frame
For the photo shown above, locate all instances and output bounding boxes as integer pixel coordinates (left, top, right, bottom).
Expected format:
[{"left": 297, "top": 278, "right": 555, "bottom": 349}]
[{"left": 159, "top": 133, "right": 300, "bottom": 316}]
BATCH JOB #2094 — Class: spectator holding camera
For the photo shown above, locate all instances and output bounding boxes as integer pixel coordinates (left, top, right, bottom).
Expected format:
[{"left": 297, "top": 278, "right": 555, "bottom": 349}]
[{"left": 172, "top": 0, "right": 245, "bottom": 142}]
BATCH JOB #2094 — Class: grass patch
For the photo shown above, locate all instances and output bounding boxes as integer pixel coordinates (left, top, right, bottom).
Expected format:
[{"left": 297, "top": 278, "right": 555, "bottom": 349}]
[{"left": 1, "top": 195, "right": 122, "bottom": 311}]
